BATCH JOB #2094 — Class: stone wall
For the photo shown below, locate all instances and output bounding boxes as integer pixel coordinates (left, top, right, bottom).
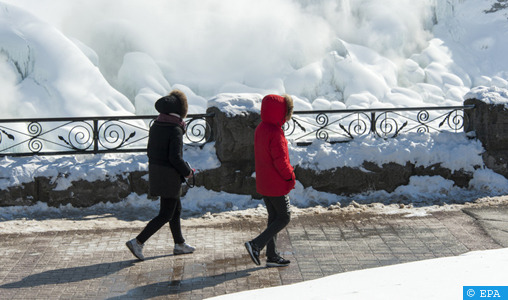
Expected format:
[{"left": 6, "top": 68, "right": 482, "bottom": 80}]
[
  {"left": 0, "top": 171, "right": 152, "bottom": 207},
  {"left": 464, "top": 98, "right": 508, "bottom": 178},
  {"left": 1, "top": 99, "right": 507, "bottom": 207}
]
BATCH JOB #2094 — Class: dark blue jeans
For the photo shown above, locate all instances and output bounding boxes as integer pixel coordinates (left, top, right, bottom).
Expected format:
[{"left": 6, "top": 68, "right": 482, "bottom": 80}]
[
  {"left": 136, "top": 197, "right": 185, "bottom": 245},
  {"left": 252, "top": 195, "right": 291, "bottom": 258}
]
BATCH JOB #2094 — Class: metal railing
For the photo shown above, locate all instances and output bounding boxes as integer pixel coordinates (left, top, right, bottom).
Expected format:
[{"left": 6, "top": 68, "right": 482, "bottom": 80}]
[
  {"left": 0, "top": 113, "right": 213, "bottom": 157},
  {"left": 284, "top": 105, "right": 474, "bottom": 145},
  {"left": 0, "top": 105, "right": 475, "bottom": 156}
]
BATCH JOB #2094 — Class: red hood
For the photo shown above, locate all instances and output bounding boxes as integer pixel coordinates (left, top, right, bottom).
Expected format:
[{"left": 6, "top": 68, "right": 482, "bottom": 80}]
[{"left": 260, "top": 94, "right": 287, "bottom": 127}]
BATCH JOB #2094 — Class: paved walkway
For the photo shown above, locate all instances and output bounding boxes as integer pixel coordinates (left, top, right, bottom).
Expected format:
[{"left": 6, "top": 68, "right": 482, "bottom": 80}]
[{"left": 0, "top": 205, "right": 505, "bottom": 300}]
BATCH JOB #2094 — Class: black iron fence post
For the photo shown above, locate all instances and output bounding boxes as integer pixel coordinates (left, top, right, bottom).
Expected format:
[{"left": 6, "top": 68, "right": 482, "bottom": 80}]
[
  {"left": 93, "top": 119, "right": 99, "bottom": 154},
  {"left": 370, "top": 112, "right": 376, "bottom": 134}
]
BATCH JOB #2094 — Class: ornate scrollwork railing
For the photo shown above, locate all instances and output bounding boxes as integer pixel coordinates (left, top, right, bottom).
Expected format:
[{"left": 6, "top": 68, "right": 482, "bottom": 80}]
[
  {"left": 284, "top": 105, "right": 474, "bottom": 144},
  {"left": 0, "top": 113, "right": 213, "bottom": 157},
  {"left": 0, "top": 105, "right": 475, "bottom": 156}
]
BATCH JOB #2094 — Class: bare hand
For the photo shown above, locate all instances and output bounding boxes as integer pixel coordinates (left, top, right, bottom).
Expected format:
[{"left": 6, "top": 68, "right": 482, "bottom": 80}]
[{"left": 185, "top": 169, "right": 195, "bottom": 179}]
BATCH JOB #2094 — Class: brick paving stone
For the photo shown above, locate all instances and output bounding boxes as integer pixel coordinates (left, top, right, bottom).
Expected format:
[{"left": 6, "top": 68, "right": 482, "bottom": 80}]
[{"left": 0, "top": 208, "right": 503, "bottom": 300}]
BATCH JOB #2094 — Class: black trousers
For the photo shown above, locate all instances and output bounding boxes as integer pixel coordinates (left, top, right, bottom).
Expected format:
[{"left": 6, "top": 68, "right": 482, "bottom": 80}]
[
  {"left": 252, "top": 195, "right": 291, "bottom": 258},
  {"left": 136, "top": 197, "right": 185, "bottom": 245}
]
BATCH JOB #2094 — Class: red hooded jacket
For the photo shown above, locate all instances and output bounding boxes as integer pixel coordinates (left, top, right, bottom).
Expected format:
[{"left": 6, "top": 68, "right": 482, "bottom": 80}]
[{"left": 255, "top": 95, "right": 296, "bottom": 197}]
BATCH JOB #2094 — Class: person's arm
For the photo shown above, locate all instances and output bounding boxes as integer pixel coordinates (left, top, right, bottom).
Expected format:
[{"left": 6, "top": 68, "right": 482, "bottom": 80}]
[
  {"left": 270, "top": 131, "right": 295, "bottom": 182},
  {"left": 168, "top": 128, "right": 192, "bottom": 177}
]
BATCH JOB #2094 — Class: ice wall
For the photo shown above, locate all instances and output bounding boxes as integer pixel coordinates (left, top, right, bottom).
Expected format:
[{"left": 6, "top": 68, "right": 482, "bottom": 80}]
[
  {"left": 1, "top": 0, "right": 507, "bottom": 118},
  {"left": 0, "top": 2, "right": 135, "bottom": 118}
]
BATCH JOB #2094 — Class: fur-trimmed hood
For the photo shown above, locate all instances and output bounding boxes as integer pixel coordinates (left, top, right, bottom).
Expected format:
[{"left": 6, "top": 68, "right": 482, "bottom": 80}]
[{"left": 260, "top": 94, "right": 294, "bottom": 127}]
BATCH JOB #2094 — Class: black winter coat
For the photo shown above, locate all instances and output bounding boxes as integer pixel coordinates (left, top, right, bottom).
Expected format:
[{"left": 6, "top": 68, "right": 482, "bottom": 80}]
[{"left": 147, "top": 121, "right": 192, "bottom": 198}]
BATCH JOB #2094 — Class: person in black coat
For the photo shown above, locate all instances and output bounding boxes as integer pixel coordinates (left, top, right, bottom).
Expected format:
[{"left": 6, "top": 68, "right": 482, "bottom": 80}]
[{"left": 126, "top": 90, "right": 196, "bottom": 260}]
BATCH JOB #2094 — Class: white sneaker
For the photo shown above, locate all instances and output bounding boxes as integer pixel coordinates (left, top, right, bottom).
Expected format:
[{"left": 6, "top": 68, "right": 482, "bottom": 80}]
[
  {"left": 126, "top": 239, "right": 145, "bottom": 261},
  {"left": 174, "top": 242, "right": 196, "bottom": 255}
]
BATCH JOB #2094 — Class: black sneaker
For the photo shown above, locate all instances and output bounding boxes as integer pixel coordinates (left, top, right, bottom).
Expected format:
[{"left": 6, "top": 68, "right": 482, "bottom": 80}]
[
  {"left": 266, "top": 256, "right": 290, "bottom": 267},
  {"left": 245, "top": 241, "right": 261, "bottom": 265}
]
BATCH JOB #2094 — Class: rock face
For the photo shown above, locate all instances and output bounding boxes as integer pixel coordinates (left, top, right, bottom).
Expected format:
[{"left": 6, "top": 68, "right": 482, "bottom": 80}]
[
  {"left": 294, "top": 163, "right": 413, "bottom": 195},
  {"left": 207, "top": 106, "right": 260, "bottom": 163},
  {"left": 465, "top": 99, "right": 508, "bottom": 151},
  {"left": 0, "top": 172, "right": 149, "bottom": 207},
  {"left": 295, "top": 162, "right": 473, "bottom": 195},
  {"left": 465, "top": 98, "right": 508, "bottom": 178},
  {"left": 36, "top": 176, "right": 131, "bottom": 207},
  {"left": 195, "top": 107, "right": 262, "bottom": 198}
]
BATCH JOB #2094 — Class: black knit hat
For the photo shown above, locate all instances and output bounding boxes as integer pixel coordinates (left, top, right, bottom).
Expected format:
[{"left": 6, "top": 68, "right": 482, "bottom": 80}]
[
  {"left": 154, "top": 90, "right": 188, "bottom": 118},
  {"left": 155, "top": 95, "right": 181, "bottom": 115}
]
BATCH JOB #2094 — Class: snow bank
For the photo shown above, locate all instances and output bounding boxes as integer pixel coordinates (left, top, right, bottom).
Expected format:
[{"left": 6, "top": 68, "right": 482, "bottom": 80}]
[
  {"left": 465, "top": 86, "right": 508, "bottom": 107},
  {"left": 3, "top": 0, "right": 507, "bottom": 119},
  {"left": 433, "top": 0, "right": 508, "bottom": 85},
  {"left": 288, "top": 132, "right": 485, "bottom": 172},
  {"left": 1, "top": 170, "right": 507, "bottom": 234},
  {"left": 1, "top": 129, "right": 485, "bottom": 192},
  {"left": 0, "top": 2, "right": 135, "bottom": 118},
  {"left": 0, "top": 142, "right": 220, "bottom": 190},
  {"left": 208, "top": 248, "right": 508, "bottom": 300},
  {"left": 208, "top": 93, "right": 262, "bottom": 116}
]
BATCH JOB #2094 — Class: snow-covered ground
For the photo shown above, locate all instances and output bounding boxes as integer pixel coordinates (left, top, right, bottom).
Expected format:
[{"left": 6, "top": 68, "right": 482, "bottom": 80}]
[{"left": 207, "top": 247, "right": 508, "bottom": 300}]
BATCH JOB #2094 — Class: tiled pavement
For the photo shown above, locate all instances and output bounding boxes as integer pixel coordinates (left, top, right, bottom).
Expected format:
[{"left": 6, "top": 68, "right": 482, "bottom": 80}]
[{"left": 0, "top": 208, "right": 503, "bottom": 300}]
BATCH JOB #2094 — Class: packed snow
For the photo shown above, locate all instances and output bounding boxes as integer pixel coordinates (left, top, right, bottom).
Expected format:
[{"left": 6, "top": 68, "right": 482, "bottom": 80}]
[
  {"left": 2, "top": 1, "right": 508, "bottom": 299},
  {"left": 207, "top": 248, "right": 508, "bottom": 300},
  {"left": 465, "top": 85, "right": 508, "bottom": 107}
]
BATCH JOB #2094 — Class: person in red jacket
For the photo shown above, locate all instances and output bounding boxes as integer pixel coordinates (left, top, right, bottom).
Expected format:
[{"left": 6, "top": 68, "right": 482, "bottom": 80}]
[{"left": 245, "top": 94, "right": 296, "bottom": 267}]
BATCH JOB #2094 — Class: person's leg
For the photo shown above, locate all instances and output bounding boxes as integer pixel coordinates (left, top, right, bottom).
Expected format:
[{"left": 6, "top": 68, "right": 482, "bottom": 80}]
[
  {"left": 264, "top": 198, "right": 278, "bottom": 258},
  {"left": 252, "top": 195, "right": 291, "bottom": 255},
  {"left": 168, "top": 198, "right": 185, "bottom": 244},
  {"left": 136, "top": 197, "right": 178, "bottom": 244},
  {"left": 169, "top": 198, "right": 196, "bottom": 254}
]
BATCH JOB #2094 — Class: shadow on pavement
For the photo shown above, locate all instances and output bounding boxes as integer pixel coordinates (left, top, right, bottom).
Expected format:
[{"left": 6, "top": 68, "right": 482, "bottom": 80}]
[
  {"left": 0, "top": 254, "right": 172, "bottom": 289},
  {"left": 104, "top": 267, "right": 263, "bottom": 300},
  {"left": 463, "top": 205, "right": 508, "bottom": 247}
]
